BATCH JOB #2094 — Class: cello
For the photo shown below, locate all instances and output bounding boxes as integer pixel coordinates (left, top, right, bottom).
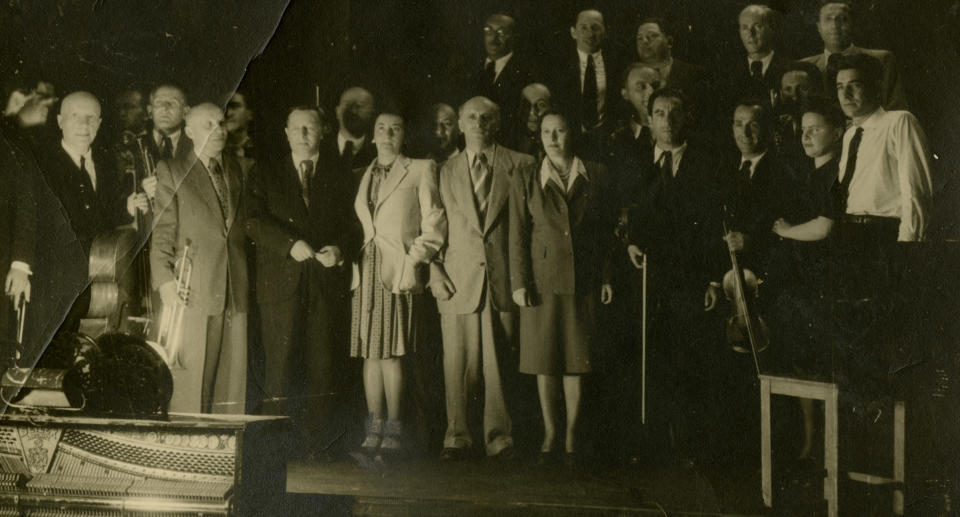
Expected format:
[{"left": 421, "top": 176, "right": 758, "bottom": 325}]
[{"left": 720, "top": 206, "right": 770, "bottom": 377}]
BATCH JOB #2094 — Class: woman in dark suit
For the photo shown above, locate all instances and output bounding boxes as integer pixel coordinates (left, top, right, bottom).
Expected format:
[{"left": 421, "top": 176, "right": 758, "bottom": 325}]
[{"left": 509, "top": 111, "right": 614, "bottom": 465}]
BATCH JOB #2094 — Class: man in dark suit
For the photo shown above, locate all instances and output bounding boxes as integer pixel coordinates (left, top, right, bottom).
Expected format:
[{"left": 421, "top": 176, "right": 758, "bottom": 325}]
[
  {"left": 429, "top": 96, "right": 533, "bottom": 461},
  {"left": 633, "top": 17, "right": 710, "bottom": 121},
  {"left": 726, "top": 5, "right": 821, "bottom": 109},
  {"left": 463, "top": 13, "right": 535, "bottom": 147},
  {"left": 41, "top": 92, "right": 146, "bottom": 333},
  {"left": 137, "top": 84, "right": 194, "bottom": 204},
  {"left": 624, "top": 88, "right": 721, "bottom": 467},
  {"left": 151, "top": 103, "right": 249, "bottom": 414},
  {"left": 608, "top": 63, "right": 659, "bottom": 208},
  {"left": 552, "top": 9, "right": 620, "bottom": 160},
  {"left": 802, "top": 1, "right": 907, "bottom": 110},
  {"left": 246, "top": 106, "right": 357, "bottom": 456},
  {"left": 331, "top": 86, "right": 377, "bottom": 184}
]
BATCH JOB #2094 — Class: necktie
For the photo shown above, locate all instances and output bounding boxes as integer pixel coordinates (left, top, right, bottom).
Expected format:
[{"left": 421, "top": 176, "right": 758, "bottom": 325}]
[
  {"left": 839, "top": 127, "right": 864, "bottom": 212},
  {"left": 659, "top": 150, "right": 673, "bottom": 184},
  {"left": 581, "top": 54, "right": 599, "bottom": 129},
  {"left": 342, "top": 140, "right": 354, "bottom": 161},
  {"left": 485, "top": 60, "right": 497, "bottom": 87},
  {"left": 827, "top": 53, "right": 841, "bottom": 71},
  {"left": 161, "top": 136, "right": 173, "bottom": 160},
  {"left": 299, "top": 160, "right": 313, "bottom": 207},
  {"left": 739, "top": 160, "right": 752, "bottom": 182},
  {"left": 471, "top": 153, "right": 491, "bottom": 221},
  {"left": 750, "top": 60, "right": 763, "bottom": 79},
  {"left": 208, "top": 158, "right": 231, "bottom": 221},
  {"left": 80, "top": 155, "right": 96, "bottom": 191}
]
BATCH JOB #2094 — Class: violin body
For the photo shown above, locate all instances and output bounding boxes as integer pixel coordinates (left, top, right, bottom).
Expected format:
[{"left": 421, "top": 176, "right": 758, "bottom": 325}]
[{"left": 722, "top": 268, "right": 770, "bottom": 354}]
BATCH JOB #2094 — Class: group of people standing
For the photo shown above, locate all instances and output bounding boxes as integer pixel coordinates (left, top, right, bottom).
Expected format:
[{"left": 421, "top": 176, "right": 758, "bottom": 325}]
[{"left": 0, "top": 1, "right": 936, "bottom": 475}]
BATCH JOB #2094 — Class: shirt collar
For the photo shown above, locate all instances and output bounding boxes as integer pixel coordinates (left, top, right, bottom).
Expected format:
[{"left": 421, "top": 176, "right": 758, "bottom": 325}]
[
  {"left": 739, "top": 150, "right": 767, "bottom": 178},
  {"left": 577, "top": 48, "right": 603, "bottom": 65},
  {"left": 338, "top": 131, "right": 365, "bottom": 153},
  {"left": 854, "top": 106, "right": 885, "bottom": 129},
  {"left": 540, "top": 156, "right": 589, "bottom": 192},
  {"left": 654, "top": 142, "right": 688, "bottom": 171},
  {"left": 824, "top": 44, "right": 856, "bottom": 60},
  {"left": 197, "top": 152, "right": 223, "bottom": 171},
  {"left": 292, "top": 152, "right": 320, "bottom": 171},
  {"left": 748, "top": 50, "right": 775, "bottom": 75},
  {"left": 154, "top": 128, "right": 181, "bottom": 146},
  {"left": 61, "top": 140, "right": 92, "bottom": 168},
  {"left": 630, "top": 120, "right": 650, "bottom": 140},
  {"left": 465, "top": 145, "right": 496, "bottom": 169},
  {"left": 485, "top": 52, "right": 513, "bottom": 74}
]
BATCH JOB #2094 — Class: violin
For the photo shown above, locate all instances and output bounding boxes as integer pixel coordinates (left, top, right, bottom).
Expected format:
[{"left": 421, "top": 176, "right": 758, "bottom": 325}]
[{"left": 721, "top": 208, "right": 769, "bottom": 376}]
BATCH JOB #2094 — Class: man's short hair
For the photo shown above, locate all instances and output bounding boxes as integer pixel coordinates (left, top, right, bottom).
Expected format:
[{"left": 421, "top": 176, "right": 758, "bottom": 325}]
[
  {"left": 827, "top": 53, "right": 884, "bottom": 94},
  {"left": 799, "top": 95, "right": 847, "bottom": 129},
  {"left": 571, "top": 8, "right": 604, "bottom": 26},
  {"left": 621, "top": 62, "right": 662, "bottom": 89},
  {"left": 636, "top": 15, "right": 672, "bottom": 38},
  {"left": 733, "top": 96, "right": 773, "bottom": 133},
  {"left": 778, "top": 62, "right": 823, "bottom": 93},
  {"left": 149, "top": 84, "right": 187, "bottom": 104},
  {"left": 819, "top": 0, "right": 854, "bottom": 16},
  {"left": 285, "top": 105, "right": 322, "bottom": 124},
  {"left": 646, "top": 87, "right": 688, "bottom": 116}
]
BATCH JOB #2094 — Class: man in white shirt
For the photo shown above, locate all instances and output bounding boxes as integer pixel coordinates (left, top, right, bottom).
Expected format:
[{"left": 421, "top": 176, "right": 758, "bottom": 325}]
[{"left": 834, "top": 53, "right": 932, "bottom": 242}]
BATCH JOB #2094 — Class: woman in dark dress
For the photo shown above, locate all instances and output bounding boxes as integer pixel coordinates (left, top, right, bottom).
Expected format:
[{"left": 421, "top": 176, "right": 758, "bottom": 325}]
[
  {"left": 772, "top": 97, "right": 845, "bottom": 460},
  {"left": 509, "top": 111, "right": 614, "bottom": 464}
]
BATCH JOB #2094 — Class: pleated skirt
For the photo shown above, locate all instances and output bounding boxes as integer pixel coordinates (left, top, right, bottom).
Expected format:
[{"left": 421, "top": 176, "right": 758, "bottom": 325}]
[{"left": 350, "top": 243, "right": 417, "bottom": 359}]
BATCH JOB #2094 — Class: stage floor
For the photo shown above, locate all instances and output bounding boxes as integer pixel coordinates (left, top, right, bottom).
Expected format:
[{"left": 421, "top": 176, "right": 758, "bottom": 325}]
[{"left": 284, "top": 456, "right": 768, "bottom": 516}]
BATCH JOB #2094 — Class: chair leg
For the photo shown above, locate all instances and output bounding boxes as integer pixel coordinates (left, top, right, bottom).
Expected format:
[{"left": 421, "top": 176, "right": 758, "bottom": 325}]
[
  {"left": 824, "top": 388, "right": 839, "bottom": 517},
  {"left": 761, "top": 377, "right": 772, "bottom": 508},
  {"left": 893, "top": 401, "right": 906, "bottom": 516}
]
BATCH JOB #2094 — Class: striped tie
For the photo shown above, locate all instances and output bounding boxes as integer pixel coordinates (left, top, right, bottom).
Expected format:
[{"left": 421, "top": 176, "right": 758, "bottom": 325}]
[{"left": 471, "top": 153, "right": 491, "bottom": 221}]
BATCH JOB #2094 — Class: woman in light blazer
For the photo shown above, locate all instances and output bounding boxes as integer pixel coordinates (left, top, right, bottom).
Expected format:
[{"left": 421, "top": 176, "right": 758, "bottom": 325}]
[
  {"left": 350, "top": 111, "right": 445, "bottom": 456},
  {"left": 509, "top": 110, "right": 614, "bottom": 467}
]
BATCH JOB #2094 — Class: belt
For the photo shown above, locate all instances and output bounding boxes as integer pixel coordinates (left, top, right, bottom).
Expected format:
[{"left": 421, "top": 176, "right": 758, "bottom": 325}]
[{"left": 840, "top": 214, "right": 899, "bottom": 225}]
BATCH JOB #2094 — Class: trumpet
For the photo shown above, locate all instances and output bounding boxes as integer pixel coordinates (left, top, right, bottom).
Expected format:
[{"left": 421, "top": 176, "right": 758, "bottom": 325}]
[{"left": 156, "top": 240, "right": 192, "bottom": 369}]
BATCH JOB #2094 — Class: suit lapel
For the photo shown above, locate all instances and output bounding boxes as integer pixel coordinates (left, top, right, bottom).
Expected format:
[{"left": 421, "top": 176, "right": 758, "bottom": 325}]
[
  {"left": 451, "top": 153, "right": 482, "bottom": 233},
  {"left": 187, "top": 156, "right": 225, "bottom": 225},
  {"left": 354, "top": 163, "right": 375, "bottom": 244},
  {"left": 483, "top": 146, "right": 510, "bottom": 234},
  {"left": 375, "top": 156, "right": 410, "bottom": 210},
  {"left": 283, "top": 156, "right": 309, "bottom": 217},
  {"left": 224, "top": 155, "right": 243, "bottom": 229}
]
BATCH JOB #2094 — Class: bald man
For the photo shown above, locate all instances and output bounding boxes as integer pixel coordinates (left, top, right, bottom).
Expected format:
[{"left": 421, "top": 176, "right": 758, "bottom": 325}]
[
  {"left": 40, "top": 91, "right": 145, "bottom": 332},
  {"left": 429, "top": 96, "right": 534, "bottom": 460},
  {"left": 151, "top": 102, "right": 249, "bottom": 414}
]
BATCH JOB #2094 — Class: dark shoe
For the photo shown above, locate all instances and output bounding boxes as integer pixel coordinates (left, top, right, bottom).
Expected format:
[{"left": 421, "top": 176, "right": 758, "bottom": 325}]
[
  {"left": 488, "top": 446, "right": 517, "bottom": 462},
  {"left": 535, "top": 450, "right": 561, "bottom": 467},
  {"left": 441, "top": 447, "right": 469, "bottom": 461}
]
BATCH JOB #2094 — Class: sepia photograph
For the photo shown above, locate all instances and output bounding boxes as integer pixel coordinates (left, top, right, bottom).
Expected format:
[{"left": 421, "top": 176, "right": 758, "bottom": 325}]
[{"left": 0, "top": 0, "right": 957, "bottom": 515}]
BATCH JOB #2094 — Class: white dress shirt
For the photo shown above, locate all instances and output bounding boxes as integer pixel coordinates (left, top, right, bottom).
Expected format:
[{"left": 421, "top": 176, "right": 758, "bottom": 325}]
[
  {"left": 739, "top": 151, "right": 767, "bottom": 179},
  {"left": 61, "top": 140, "right": 96, "bottom": 190},
  {"left": 291, "top": 152, "right": 320, "bottom": 186},
  {"left": 337, "top": 131, "right": 366, "bottom": 157},
  {"left": 838, "top": 107, "right": 933, "bottom": 241},
  {"left": 154, "top": 128, "right": 183, "bottom": 155},
  {"left": 577, "top": 49, "right": 607, "bottom": 118},
  {"left": 747, "top": 50, "right": 774, "bottom": 77}
]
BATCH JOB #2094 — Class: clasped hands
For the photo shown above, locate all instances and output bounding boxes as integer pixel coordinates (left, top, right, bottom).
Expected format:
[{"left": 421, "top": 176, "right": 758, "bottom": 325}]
[{"left": 290, "top": 240, "right": 341, "bottom": 267}]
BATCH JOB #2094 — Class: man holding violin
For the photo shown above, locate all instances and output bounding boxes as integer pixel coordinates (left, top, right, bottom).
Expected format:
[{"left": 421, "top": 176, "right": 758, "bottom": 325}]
[{"left": 624, "top": 88, "right": 720, "bottom": 468}]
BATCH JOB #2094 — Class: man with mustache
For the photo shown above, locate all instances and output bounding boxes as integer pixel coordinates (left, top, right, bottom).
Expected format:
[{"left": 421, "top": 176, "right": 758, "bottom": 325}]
[{"left": 151, "top": 102, "right": 249, "bottom": 414}]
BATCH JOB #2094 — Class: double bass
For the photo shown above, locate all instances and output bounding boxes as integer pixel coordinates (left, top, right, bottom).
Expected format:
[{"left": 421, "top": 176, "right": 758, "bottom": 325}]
[{"left": 720, "top": 206, "right": 770, "bottom": 377}]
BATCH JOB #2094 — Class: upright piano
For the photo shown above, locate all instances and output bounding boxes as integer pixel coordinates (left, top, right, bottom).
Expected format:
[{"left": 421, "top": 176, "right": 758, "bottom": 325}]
[{"left": 0, "top": 412, "right": 287, "bottom": 516}]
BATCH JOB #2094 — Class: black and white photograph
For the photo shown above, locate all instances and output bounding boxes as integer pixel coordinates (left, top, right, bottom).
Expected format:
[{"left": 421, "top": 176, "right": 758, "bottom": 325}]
[{"left": 0, "top": 0, "right": 957, "bottom": 515}]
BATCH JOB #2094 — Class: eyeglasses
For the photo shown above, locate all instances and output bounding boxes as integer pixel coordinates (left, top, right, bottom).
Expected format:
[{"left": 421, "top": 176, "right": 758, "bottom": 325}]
[{"left": 483, "top": 26, "right": 510, "bottom": 38}]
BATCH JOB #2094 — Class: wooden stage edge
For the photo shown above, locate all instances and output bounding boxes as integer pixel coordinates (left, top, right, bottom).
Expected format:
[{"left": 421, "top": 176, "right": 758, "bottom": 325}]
[{"left": 285, "top": 458, "right": 766, "bottom": 517}]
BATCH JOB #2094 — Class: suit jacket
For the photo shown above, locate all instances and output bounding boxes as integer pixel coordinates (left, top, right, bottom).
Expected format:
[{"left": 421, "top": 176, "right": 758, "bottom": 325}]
[
  {"left": 718, "top": 151, "right": 807, "bottom": 283},
  {"left": 353, "top": 155, "right": 445, "bottom": 294},
  {"left": 41, "top": 144, "right": 131, "bottom": 254},
  {"left": 432, "top": 146, "right": 535, "bottom": 314},
  {"left": 150, "top": 151, "right": 248, "bottom": 315},
  {"left": 724, "top": 52, "right": 822, "bottom": 108},
  {"left": 509, "top": 158, "right": 614, "bottom": 297},
  {"left": 0, "top": 133, "right": 37, "bottom": 269},
  {"left": 665, "top": 58, "right": 712, "bottom": 116},
  {"left": 245, "top": 155, "right": 359, "bottom": 304},
  {"left": 627, "top": 142, "right": 721, "bottom": 290},
  {"left": 323, "top": 137, "right": 377, "bottom": 197},
  {"left": 464, "top": 53, "right": 537, "bottom": 145},
  {"left": 801, "top": 45, "right": 907, "bottom": 110}
]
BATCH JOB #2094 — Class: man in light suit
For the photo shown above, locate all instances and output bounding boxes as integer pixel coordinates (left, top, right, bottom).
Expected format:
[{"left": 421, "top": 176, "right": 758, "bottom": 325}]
[
  {"left": 429, "top": 97, "right": 533, "bottom": 461},
  {"left": 801, "top": 1, "right": 907, "bottom": 110},
  {"left": 151, "top": 103, "right": 248, "bottom": 414}
]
